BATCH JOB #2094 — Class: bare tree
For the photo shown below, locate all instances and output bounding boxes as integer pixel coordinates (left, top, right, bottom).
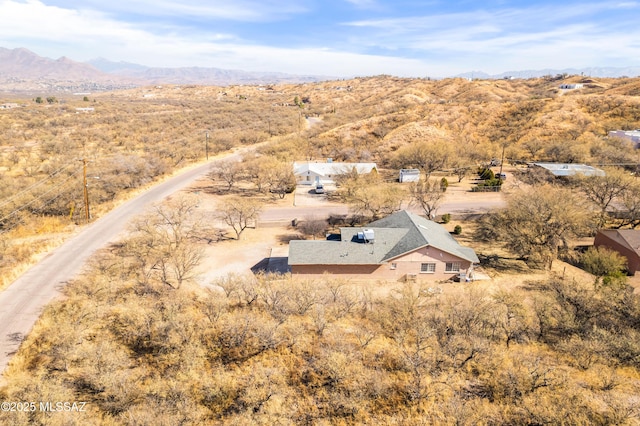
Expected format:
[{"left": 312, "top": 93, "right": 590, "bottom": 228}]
[
  {"left": 344, "top": 182, "right": 405, "bottom": 219},
  {"left": 619, "top": 180, "right": 640, "bottom": 228},
  {"left": 573, "top": 167, "right": 633, "bottom": 227},
  {"left": 218, "top": 196, "right": 263, "bottom": 239},
  {"left": 393, "top": 141, "right": 452, "bottom": 178},
  {"left": 298, "top": 216, "right": 328, "bottom": 240},
  {"left": 209, "top": 159, "right": 245, "bottom": 192},
  {"left": 477, "top": 185, "right": 591, "bottom": 269},
  {"left": 126, "top": 195, "right": 205, "bottom": 289},
  {"left": 266, "top": 161, "right": 296, "bottom": 199},
  {"left": 409, "top": 178, "right": 445, "bottom": 219}
]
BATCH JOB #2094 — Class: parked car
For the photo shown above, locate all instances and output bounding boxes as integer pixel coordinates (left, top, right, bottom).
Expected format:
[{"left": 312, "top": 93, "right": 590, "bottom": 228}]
[
  {"left": 496, "top": 173, "right": 507, "bottom": 180},
  {"left": 314, "top": 184, "right": 325, "bottom": 194}
]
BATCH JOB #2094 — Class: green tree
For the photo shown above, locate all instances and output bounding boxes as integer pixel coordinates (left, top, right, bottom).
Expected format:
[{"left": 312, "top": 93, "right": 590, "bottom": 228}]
[
  {"left": 440, "top": 177, "right": 449, "bottom": 192},
  {"left": 581, "top": 246, "right": 627, "bottom": 288}
]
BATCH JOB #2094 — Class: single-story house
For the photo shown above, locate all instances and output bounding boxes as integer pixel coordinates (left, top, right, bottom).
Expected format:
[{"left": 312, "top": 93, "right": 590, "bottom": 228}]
[
  {"left": 399, "top": 169, "right": 421, "bottom": 183},
  {"left": 293, "top": 161, "right": 377, "bottom": 185},
  {"left": 532, "top": 163, "right": 605, "bottom": 177},
  {"left": 288, "top": 210, "right": 479, "bottom": 281},
  {"left": 594, "top": 229, "right": 640, "bottom": 275},
  {"left": 559, "top": 83, "right": 584, "bottom": 90}
]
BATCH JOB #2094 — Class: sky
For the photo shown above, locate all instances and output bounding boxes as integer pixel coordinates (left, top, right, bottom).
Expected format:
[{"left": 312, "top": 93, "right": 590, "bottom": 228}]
[{"left": 1, "top": 0, "right": 639, "bottom": 78}]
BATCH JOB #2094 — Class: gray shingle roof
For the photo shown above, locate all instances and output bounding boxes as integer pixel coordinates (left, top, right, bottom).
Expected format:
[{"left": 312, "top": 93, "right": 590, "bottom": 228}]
[{"left": 288, "top": 210, "right": 479, "bottom": 265}]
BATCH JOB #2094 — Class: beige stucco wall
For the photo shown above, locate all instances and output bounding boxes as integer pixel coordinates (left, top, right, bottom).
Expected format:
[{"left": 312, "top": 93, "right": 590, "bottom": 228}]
[{"left": 291, "top": 246, "right": 473, "bottom": 281}]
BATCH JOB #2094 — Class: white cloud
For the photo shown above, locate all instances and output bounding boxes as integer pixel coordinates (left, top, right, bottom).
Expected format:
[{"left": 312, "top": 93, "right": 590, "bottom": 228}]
[
  {"left": 0, "top": 0, "right": 436, "bottom": 76},
  {"left": 57, "top": 0, "right": 309, "bottom": 21},
  {"left": 343, "top": 0, "right": 378, "bottom": 8},
  {"left": 341, "top": 2, "right": 640, "bottom": 73},
  {"left": 0, "top": 0, "right": 639, "bottom": 77}
]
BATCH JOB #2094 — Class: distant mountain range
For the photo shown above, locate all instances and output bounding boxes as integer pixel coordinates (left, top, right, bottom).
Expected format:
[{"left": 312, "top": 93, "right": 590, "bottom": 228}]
[
  {"left": 1, "top": 46, "right": 640, "bottom": 94},
  {"left": 0, "top": 47, "right": 328, "bottom": 93},
  {"left": 86, "top": 57, "right": 327, "bottom": 86},
  {"left": 457, "top": 67, "right": 640, "bottom": 79}
]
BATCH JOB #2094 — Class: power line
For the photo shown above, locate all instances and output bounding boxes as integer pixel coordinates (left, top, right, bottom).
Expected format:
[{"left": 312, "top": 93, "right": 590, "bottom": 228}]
[
  {"left": 0, "top": 160, "right": 79, "bottom": 211},
  {"left": 0, "top": 168, "right": 83, "bottom": 224}
]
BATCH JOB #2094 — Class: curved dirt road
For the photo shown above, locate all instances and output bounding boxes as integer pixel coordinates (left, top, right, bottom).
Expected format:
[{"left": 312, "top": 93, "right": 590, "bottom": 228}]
[{"left": 0, "top": 150, "right": 247, "bottom": 375}]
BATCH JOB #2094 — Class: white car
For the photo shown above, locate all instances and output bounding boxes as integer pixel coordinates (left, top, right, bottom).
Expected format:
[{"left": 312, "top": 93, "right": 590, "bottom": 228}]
[{"left": 314, "top": 184, "right": 325, "bottom": 194}]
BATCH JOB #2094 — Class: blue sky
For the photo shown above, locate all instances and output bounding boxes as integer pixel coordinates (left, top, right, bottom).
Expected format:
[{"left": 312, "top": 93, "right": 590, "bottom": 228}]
[{"left": 1, "top": 0, "right": 639, "bottom": 77}]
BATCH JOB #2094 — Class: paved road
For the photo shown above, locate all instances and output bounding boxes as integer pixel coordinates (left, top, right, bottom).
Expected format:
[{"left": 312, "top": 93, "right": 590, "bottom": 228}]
[
  {"left": 0, "top": 154, "right": 506, "bottom": 375},
  {"left": 259, "top": 187, "right": 505, "bottom": 222},
  {"left": 0, "top": 149, "right": 248, "bottom": 375}
]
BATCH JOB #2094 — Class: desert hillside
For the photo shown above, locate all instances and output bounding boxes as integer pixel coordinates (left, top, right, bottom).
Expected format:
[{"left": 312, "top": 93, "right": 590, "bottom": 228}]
[{"left": 1, "top": 75, "right": 640, "bottom": 424}]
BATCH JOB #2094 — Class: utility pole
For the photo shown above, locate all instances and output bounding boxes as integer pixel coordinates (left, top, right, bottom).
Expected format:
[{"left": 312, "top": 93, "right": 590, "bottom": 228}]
[
  {"left": 82, "top": 158, "right": 90, "bottom": 223},
  {"left": 205, "top": 131, "right": 210, "bottom": 160},
  {"left": 499, "top": 144, "right": 505, "bottom": 178}
]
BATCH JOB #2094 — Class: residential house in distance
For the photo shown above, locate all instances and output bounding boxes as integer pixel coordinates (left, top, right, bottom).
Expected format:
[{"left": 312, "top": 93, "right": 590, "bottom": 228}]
[
  {"left": 594, "top": 229, "right": 640, "bottom": 275},
  {"left": 288, "top": 210, "right": 479, "bottom": 281},
  {"left": 399, "top": 169, "right": 421, "bottom": 183},
  {"left": 293, "top": 160, "right": 377, "bottom": 185},
  {"left": 559, "top": 83, "right": 584, "bottom": 90},
  {"left": 532, "top": 163, "right": 605, "bottom": 177},
  {"left": 608, "top": 130, "right": 640, "bottom": 148}
]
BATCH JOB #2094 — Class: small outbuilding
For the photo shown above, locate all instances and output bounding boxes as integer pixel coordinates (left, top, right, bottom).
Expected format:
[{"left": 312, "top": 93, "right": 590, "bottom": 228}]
[{"left": 399, "top": 169, "right": 421, "bottom": 183}]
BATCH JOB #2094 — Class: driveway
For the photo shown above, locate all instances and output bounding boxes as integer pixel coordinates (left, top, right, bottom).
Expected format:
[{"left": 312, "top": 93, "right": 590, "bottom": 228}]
[{"left": 259, "top": 184, "right": 348, "bottom": 223}]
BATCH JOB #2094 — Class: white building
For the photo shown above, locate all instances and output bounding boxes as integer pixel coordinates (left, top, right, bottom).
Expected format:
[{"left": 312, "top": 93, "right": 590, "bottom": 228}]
[
  {"left": 399, "top": 169, "right": 421, "bottom": 183},
  {"left": 559, "top": 83, "right": 584, "bottom": 90},
  {"left": 293, "top": 161, "right": 377, "bottom": 185},
  {"left": 532, "top": 163, "right": 605, "bottom": 177},
  {"left": 608, "top": 130, "right": 640, "bottom": 148}
]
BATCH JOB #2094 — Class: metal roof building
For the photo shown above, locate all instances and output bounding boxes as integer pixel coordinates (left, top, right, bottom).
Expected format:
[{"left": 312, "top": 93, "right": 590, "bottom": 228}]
[
  {"left": 532, "top": 163, "right": 605, "bottom": 177},
  {"left": 293, "top": 161, "right": 377, "bottom": 185}
]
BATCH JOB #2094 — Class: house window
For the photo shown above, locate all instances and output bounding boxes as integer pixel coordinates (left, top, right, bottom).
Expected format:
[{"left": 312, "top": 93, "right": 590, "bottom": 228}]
[
  {"left": 390, "top": 263, "right": 397, "bottom": 270},
  {"left": 445, "top": 262, "right": 461, "bottom": 272},
  {"left": 420, "top": 263, "right": 436, "bottom": 273}
]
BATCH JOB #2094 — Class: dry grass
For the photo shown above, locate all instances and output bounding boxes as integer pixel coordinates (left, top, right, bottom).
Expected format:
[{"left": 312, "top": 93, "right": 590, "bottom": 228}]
[{"left": 2, "top": 76, "right": 640, "bottom": 423}]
